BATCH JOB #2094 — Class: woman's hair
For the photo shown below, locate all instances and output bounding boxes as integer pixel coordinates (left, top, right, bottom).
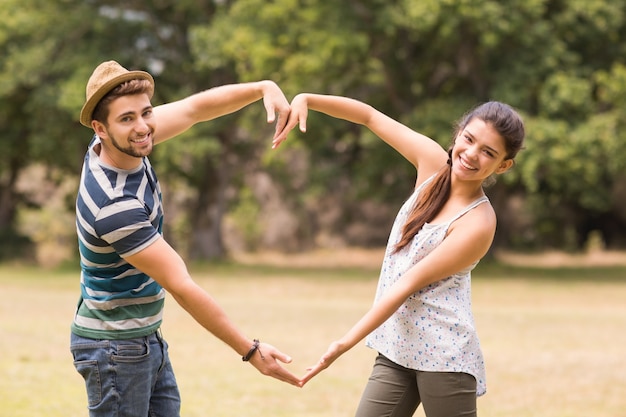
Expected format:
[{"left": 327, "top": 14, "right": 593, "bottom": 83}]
[
  {"left": 92, "top": 79, "right": 154, "bottom": 126},
  {"left": 393, "top": 101, "right": 525, "bottom": 253}
]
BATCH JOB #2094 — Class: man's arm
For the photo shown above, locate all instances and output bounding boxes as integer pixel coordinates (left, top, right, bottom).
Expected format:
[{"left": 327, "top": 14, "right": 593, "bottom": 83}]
[
  {"left": 152, "top": 80, "right": 290, "bottom": 144},
  {"left": 125, "top": 237, "right": 301, "bottom": 386}
]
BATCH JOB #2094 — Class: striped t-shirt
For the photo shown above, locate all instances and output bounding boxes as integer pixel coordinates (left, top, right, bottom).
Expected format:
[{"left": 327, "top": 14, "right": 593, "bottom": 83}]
[{"left": 72, "top": 136, "right": 165, "bottom": 340}]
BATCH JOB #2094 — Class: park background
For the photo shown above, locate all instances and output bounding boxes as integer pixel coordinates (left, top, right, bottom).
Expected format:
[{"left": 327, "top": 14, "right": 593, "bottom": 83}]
[{"left": 1, "top": 1, "right": 625, "bottom": 416}]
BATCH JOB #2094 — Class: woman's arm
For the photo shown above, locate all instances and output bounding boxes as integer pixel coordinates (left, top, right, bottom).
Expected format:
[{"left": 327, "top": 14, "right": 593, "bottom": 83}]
[
  {"left": 278, "top": 93, "right": 448, "bottom": 175},
  {"left": 300, "top": 206, "right": 496, "bottom": 385}
]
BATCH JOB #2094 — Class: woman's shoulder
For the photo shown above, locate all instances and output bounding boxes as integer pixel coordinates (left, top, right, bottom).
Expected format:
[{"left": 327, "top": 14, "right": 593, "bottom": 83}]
[
  {"left": 414, "top": 162, "right": 448, "bottom": 189},
  {"left": 454, "top": 200, "right": 497, "bottom": 233}
]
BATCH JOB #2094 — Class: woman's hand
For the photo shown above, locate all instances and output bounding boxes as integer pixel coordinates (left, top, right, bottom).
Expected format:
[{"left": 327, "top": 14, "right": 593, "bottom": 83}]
[
  {"left": 272, "top": 93, "right": 310, "bottom": 149},
  {"left": 299, "top": 340, "right": 345, "bottom": 386}
]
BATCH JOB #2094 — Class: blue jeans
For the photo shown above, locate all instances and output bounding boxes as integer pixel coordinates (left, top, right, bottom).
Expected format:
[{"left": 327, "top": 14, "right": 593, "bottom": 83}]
[{"left": 70, "top": 330, "right": 181, "bottom": 417}]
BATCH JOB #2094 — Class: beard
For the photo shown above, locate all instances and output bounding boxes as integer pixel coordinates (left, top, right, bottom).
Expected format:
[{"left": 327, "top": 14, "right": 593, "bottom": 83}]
[{"left": 107, "top": 129, "right": 154, "bottom": 158}]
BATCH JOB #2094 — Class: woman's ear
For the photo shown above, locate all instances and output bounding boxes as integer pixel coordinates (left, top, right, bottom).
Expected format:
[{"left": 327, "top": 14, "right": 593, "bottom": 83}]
[{"left": 495, "top": 158, "right": 515, "bottom": 174}]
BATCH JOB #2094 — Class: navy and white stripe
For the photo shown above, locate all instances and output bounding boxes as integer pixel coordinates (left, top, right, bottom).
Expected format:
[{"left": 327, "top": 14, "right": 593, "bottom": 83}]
[{"left": 72, "top": 136, "right": 165, "bottom": 340}]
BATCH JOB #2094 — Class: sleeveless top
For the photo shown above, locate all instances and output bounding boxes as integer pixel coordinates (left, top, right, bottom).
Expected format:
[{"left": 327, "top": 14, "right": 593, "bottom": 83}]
[
  {"left": 365, "top": 175, "right": 489, "bottom": 396},
  {"left": 72, "top": 135, "right": 165, "bottom": 340}
]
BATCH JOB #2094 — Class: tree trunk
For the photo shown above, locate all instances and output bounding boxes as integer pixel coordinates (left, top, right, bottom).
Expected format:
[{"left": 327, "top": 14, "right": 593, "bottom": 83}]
[
  {"left": 187, "top": 154, "right": 228, "bottom": 260},
  {"left": 185, "top": 128, "right": 242, "bottom": 260}
]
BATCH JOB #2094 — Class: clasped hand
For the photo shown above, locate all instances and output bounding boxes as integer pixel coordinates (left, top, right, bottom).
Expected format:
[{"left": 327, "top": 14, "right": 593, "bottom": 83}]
[{"left": 250, "top": 341, "right": 344, "bottom": 388}]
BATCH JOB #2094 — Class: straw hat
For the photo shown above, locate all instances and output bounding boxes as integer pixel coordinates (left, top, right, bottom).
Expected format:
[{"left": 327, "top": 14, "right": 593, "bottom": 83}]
[{"left": 79, "top": 60, "right": 154, "bottom": 127}]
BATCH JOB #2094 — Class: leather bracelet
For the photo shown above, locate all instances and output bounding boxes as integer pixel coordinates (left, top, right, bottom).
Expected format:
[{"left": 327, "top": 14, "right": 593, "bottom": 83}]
[{"left": 242, "top": 339, "right": 260, "bottom": 361}]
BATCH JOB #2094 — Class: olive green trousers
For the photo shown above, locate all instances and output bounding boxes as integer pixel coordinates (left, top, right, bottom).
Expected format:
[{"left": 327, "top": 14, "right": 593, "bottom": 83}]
[{"left": 355, "top": 354, "right": 477, "bottom": 417}]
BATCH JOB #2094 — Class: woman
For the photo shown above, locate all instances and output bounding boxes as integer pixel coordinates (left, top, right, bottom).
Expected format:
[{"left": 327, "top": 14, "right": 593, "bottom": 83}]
[{"left": 276, "top": 94, "right": 525, "bottom": 417}]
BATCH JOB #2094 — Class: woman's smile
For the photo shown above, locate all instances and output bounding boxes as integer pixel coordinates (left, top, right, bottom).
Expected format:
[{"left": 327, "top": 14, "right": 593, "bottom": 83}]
[{"left": 458, "top": 155, "right": 478, "bottom": 171}]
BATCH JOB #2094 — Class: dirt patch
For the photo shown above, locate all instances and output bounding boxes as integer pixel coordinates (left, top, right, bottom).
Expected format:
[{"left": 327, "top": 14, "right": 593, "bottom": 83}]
[
  {"left": 233, "top": 247, "right": 626, "bottom": 269},
  {"left": 495, "top": 249, "right": 626, "bottom": 268},
  {"left": 232, "top": 247, "right": 386, "bottom": 269}
]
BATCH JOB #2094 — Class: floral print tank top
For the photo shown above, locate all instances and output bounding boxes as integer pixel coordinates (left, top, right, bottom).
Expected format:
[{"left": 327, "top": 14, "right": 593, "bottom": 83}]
[{"left": 365, "top": 175, "right": 489, "bottom": 396}]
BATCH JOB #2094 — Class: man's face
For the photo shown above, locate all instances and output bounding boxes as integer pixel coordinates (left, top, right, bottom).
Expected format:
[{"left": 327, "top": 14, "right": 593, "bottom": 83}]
[{"left": 93, "top": 94, "right": 156, "bottom": 168}]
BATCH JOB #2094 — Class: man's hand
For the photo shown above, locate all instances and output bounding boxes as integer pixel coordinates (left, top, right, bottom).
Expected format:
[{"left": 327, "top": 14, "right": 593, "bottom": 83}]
[
  {"left": 248, "top": 341, "right": 303, "bottom": 387},
  {"left": 260, "top": 81, "right": 291, "bottom": 143}
]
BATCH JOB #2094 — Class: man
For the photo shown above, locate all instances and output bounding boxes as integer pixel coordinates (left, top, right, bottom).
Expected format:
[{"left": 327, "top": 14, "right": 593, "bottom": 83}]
[{"left": 71, "top": 60, "right": 300, "bottom": 417}]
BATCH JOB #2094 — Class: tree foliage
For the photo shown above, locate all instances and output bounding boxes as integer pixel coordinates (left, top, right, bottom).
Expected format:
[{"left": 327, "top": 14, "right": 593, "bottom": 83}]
[{"left": 2, "top": 0, "right": 626, "bottom": 263}]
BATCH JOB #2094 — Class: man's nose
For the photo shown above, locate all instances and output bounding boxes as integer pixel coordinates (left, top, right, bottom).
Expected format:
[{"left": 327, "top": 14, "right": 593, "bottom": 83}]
[{"left": 134, "top": 117, "right": 150, "bottom": 134}]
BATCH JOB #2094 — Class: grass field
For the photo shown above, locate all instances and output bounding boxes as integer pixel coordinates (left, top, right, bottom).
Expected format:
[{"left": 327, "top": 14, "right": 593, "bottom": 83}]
[{"left": 0, "top": 253, "right": 625, "bottom": 417}]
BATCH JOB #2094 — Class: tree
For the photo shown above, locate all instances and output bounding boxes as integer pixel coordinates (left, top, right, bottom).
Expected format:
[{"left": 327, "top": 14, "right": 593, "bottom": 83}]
[
  {"left": 3, "top": 0, "right": 626, "bottom": 263},
  {"left": 190, "top": 0, "right": 626, "bottom": 251},
  {"left": 508, "top": 1, "right": 626, "bottom": 249},
  {"left": 0, "top": 0, "right": 94, "bottom": 258},
  {"left": 1, "top": 0, "right": 255, "bottom": 260}
]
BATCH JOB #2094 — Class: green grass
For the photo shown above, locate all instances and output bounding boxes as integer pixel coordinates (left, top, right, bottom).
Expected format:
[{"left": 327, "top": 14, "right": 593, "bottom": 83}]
[{"left": 0, "top": 260, "right": 624, "bottom": 417}]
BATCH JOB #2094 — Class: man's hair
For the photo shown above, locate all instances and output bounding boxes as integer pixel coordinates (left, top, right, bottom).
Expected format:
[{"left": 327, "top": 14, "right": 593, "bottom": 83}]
[{"left": 92, "top": 79, "right": 154, "bottom": 126}]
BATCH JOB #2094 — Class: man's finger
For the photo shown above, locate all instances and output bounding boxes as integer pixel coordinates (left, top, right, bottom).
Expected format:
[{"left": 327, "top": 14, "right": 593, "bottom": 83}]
[{"left": 265, "top": 102, "right": 276, "bottom": 124}]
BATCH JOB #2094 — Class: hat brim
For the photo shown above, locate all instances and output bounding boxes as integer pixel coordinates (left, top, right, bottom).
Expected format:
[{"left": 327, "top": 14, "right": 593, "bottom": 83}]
[{"left": 79, "top": 70, "right": 154, "bottom": 127}]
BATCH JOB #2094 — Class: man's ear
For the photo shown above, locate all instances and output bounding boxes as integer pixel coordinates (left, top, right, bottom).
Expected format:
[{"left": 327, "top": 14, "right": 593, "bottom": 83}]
[
  {"left": 91, "top": 120, "right": 107, "bottom": 138},
  {"left": 495, "top": 158, "right": 514, "bottom": 174}
]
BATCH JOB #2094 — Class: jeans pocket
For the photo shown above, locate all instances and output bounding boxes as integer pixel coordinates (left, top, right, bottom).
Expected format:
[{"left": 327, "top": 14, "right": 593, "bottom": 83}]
[
  {"left": 112, "top": 338, "right": 150, "bottom": 363},
  {"left": 73, "top": 360, "right": 102, "bottom": 407}
]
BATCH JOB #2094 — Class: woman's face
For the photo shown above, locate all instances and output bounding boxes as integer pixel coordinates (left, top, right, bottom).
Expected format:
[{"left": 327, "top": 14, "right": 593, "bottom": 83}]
[{"left": 450, "top": 118, "right": 513, "bottom": 181}]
